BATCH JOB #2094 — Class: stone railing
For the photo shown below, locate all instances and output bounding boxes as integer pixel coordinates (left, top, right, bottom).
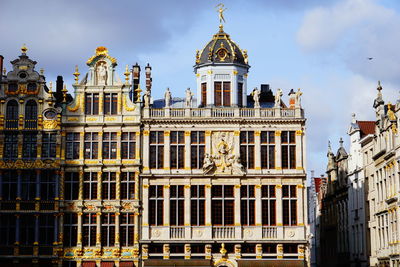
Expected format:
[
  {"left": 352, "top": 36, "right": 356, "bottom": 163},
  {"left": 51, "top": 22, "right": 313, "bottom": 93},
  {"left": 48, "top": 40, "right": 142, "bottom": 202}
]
[
  {"left": 212, "top": 226, "right": 235, "bottom": 239},
  {"left": 144, "top": 107, "right": 303, "bottom": 119},
  {"left": 170, "top": 226, "right": 185, "bottom": 239},
  {"left": 262, "top": 226, "right": 278, "bottom": 239}
]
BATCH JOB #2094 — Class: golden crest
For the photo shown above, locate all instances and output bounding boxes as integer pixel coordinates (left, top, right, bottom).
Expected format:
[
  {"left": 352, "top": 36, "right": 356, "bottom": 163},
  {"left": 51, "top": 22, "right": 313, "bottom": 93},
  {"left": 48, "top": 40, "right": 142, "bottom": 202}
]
[{"left": 43, "top": 120, "right": 57, "bottom": 129}]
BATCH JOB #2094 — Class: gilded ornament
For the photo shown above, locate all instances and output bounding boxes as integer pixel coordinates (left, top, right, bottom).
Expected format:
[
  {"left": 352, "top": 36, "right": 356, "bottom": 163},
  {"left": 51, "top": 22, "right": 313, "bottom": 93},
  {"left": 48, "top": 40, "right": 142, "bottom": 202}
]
[
  {"left": 123, "top": 95, "right": 135, "bottom": 111},
  {"left": 43, "top": 120, "right": 58, "bottom": 129},
  {"left": 67, "top": 94, "right": 81, "bottom": 112}
]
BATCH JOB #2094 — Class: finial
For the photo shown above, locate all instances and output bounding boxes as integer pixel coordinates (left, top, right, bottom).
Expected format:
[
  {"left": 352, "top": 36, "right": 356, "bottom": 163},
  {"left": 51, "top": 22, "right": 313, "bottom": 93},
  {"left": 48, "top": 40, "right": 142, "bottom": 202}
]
[
  {"left": 40, "top": 68, "right": 44, "bottom": 75},
  {"left": 49, "top": 81, "right": 53, "bottom": 92},
  {"left": 220, "top": 243, "right": 227, "bottom": 255},
  {"left": 328, "top": 140, "right": 332, "bottom": 153},
  {"left": 135, "top": 84, "right": 142, "bottom": 103},
  {"left": 73, "top": 65, "right": 80, "bottom": 85},
  {"left": 62, "top": 84, "right": 68, "bottom": 103},
  {"left": 3, "top": 67, "right": 6, "bottom": 75},
  {"left": 339, "top": 137, "right": 343, "bottom": 147},
  {"left": 21, "top": 44, "right": 28, "bottom": 54},
  {"left": 124, "top": 64, "right": 130, "bottom": 84},
  {"left": 216, "top": 3, "right": 227, "bottom": 26},
  {"left": 377, "top": 80, "right": 382, "bottom": 91},
  {"left": 351, "top": 113, "right": 356, "bottom": 124}
]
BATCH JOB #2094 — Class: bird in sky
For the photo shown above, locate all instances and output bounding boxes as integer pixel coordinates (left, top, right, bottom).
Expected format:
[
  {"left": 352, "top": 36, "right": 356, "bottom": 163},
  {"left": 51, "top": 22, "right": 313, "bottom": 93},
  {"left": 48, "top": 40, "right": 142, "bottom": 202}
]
[{"left": 367, "top": 57, "right": 373, "bottom": 60}]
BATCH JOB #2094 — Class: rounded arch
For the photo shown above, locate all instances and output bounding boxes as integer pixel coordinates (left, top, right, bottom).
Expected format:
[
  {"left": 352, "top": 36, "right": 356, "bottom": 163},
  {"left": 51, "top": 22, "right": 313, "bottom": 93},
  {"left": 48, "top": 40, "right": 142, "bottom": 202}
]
[
  {"left": 5, "top": 99, "right": 19, "bottom": 129},
  {"left": 25, "top": 99, "right": 37, "bottom": 129}
]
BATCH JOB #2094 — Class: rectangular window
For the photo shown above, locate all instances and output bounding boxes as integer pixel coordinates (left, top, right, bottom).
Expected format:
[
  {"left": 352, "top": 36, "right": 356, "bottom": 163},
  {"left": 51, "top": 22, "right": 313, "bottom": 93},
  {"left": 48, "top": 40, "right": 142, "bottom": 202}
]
[
  {"left": 240, "top": 131, "right": 255, "bottom": 169},
  {"left": 65, "top": 172, "right": 79, "bottom": 200},
  {"left": 191, "top": 185, "right": 205, "bottom": 226},
  {"left": 237, "top": 82, "right": 243, "bottom": 107},
  {"left": 23, "top": 132, "right": 37, "bottom": 159},
  {"left": 262, "top": 185, "right": 276, "bottom": 225},
  {"left": 84, "top": 172, "right": 98, "bottom": 200},
  {"left": 223, "top": 81, "right": 231, "bottom": 106},
  {"left": 261, "top": 131, "right": 275, "bottom": 169},
  {"left": 102, "top": 172, "right": 116, "bottom": 200},
  {"left": 83, "top": 213, "right": 96, "bottom": 247},
  {"left": 2, "top": 171, "right": 17, "bottom": 200},
  {"left": 170, "top": 131, "right": 185, "bottom": 169},
  {"left": 102, "top": 132, "right": 117, "bottom": 159},
  {"left": 40, "top": 170, "right": 55, "bottom": 200},
  {"left": 66, "top": 133, "right": 80, "bottom": 160},
  {"left": 39, "top": 214, "right": 54, "bottom": 245},
  {"left": 149, "top": 185, "right": 164, "bottom": 226},
  {"left": 201, "top": 82, "right": 207, "bottom": 106},
  {"left": 191, "top": 131, "right": 205, "bottom": 169},
  {"left": 0, "top": 214, "right": 16, "bottom": 245},
  {"left": 121, "top": 132, "right": 136, "bottom": 159},
  {"left": 64, "top": 213, "right": 78, "bottom": 247},
  {"left": 20, "top": 215, "right": 35, "bottom": 245},
  {"left": 121, "top": 172, "right": 135, "bottom": 200},
  {"left": 84, "top": 133, "right": 98, "bottom": 159},
  {"left": 149, "top": 131, "right": 164, "bottom": 169},
  {"left": 4, "top": 133, "right": 18, "bottom": 159},
  {"left": 212, "top": 185, "right": 234, "bottom": 225},
  {"left": 104, "top": 93, "right": 118, "bottom": 115},
  {"left": 214, "top": 81, "right": 222, "bottom": 106},
  {"left": 21, "top": 171, "right": 36, "bottom": 200},
  {"left": 281, "top": 131, "right": 296, "bottom": 169},
  {"left": 214, "top": 81, "right": 231, "bottom": 106},
  {"left": 120, "top": 213, "right": 134, "bottom": 246},
  {"left": 170, "top": 185, "right": 184, "bottom": 226},
  {"left": 85, "top": 93, "right": 99, "bottom": 115},
  {"left": 101, "top": 213, "right": 115, "bottom": 247},
  {"left": 282, "top": 185, "right": 297, "bottom": 226},
  {"left": 241, "top": 185, "right": 255, "bottom": 225},
  {"left": 42, "top": 133, "right": 57, "bottom": 158}
]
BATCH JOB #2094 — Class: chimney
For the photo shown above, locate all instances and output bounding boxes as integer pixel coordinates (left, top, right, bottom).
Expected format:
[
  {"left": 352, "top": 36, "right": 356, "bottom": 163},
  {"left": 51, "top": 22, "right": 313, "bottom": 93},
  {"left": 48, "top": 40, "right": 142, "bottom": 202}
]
[
  {"left": 0, "top": 55, "right": 4, "bottom": 82},
  {"left": 55, "top": 76, "right": 64, "bottom": 103},
  {"left": 145, "top": 63, "right": 152, "bottom": 91},
  {"left": 260, "top": 84, "right": 270, "bottom": 93},
  {"left": 131, "top": 63, "right": 141, "bottom": 102}
]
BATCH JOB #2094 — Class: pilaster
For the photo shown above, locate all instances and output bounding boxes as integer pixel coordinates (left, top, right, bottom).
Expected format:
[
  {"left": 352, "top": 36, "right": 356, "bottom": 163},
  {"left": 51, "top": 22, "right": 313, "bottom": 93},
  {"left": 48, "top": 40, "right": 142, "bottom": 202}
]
[
  {"left": 164, "top": 185, "right": 170, "bottom": 226},
  {"left": 143, "top": 130, "right": 149, "bottom": 170},
  {"left": 255, "top": 131, "right": 261, "bottom": 170},
  {"left": 164, "top": 131, "right": 170, "bottom": 171},
  {"left": 184, "top": 184, "right": 191, "bottom": 237},
  {"left": 275, "top": 131, "right": 282, "bottom": 170},
  {"left": 205, "top": 184, "right": 212, "bottom": 226},
  {"left": 185, "top": 131, "right": 191, "bottom": 170},
  {"left": 234, "top": 184, "right": 241, "bottom": 238},
  {"left": 255, "top": 184, "right": 262, "bottom": 226}
]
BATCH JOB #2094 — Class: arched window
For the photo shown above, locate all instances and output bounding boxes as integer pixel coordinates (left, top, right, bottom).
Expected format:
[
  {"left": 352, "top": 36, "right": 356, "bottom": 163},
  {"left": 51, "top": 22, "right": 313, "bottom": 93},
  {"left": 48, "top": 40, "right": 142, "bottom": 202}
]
[
  {"left": 5, "top": 100, "right": 18, "bottom": 129},
  {"left": 25, "top": 100, "right": 37, "bottom": 129}
]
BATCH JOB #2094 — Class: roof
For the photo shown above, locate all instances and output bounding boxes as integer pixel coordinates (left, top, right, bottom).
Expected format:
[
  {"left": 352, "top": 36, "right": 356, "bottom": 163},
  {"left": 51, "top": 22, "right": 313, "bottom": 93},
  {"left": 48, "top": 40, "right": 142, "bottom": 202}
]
[{"left": 357, "top": 120, "right": 375, "bottom": 138}]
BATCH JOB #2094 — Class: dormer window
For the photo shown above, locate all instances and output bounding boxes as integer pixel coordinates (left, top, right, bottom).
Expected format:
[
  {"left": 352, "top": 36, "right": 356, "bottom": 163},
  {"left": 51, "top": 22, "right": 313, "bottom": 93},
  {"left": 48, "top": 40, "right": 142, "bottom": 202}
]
[
  {"left": 214, "top": 81, "right": 231, "bottom": 106},
  {"left": 8, "top": 83, "right": 18, "bottom": 93},
  {"left": 27, "top": 83, "right": 37, "bottom": 92}
]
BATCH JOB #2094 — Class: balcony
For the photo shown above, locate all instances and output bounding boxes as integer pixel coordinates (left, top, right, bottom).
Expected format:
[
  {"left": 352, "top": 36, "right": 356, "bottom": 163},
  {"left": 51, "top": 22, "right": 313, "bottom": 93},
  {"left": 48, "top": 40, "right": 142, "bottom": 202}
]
[{"left": 212, "top": 226, "right": 235, "bottom": 239}]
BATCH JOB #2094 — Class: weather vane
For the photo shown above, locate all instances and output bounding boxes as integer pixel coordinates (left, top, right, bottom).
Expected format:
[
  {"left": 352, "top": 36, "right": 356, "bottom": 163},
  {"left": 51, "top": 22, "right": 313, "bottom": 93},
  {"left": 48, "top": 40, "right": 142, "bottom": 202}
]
[{"left": 216, "top": 3, "right": 227, "bottom": 24}]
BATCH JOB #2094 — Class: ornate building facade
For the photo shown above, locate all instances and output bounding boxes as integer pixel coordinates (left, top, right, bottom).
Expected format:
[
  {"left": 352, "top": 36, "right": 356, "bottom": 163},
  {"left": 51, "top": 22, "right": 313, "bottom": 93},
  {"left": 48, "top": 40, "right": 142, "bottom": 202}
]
[{"left": 0, "top": 14, "right": 309, "bottom": 267}]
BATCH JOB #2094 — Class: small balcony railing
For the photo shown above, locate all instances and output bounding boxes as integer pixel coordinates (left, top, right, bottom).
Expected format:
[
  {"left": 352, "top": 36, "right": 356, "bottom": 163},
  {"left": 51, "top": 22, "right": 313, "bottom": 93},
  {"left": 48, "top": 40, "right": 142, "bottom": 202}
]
[
  {"left": 212, "top": 226, "right": 235, "bottom": 239},
  {"left": 262, "top": 226, "right": 277, "bottom": 239},
  {"left": 170, "top": 226, "right": 185, "bottom": 239},
  {"left": 5, "top": 119, "right": 18, "bottom": 129}
]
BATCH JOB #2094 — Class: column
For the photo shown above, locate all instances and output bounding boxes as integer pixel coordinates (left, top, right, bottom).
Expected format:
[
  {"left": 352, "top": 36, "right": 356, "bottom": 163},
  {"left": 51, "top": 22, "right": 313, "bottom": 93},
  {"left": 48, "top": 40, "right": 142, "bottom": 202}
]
[
  {"left": 295, "top": 130, "right": 303, "bottom": 170},
  {"left": 116, "top": 132, "right": 122, "bottom": 160},
  {"left": 97, "top": 171, "right": 102, "bottom": 200},
  {"left": 164, "top": 131, "right": 170, "bottom": 171},
  {"left": 79, "top": 132, "right": 84, "bottom": 160},
  {"left": 116, "top": 171, "right": 121, "bottom": 199},
  {"left": 142, "top": 130, "right": 149, "bottom": 171},
  {"left": 184, "top": 131, "right": 191, "bottom": 170},
  {"left": 275, "top": 131, "right": 282, "bottom": 170},
  {"left": 135, "top": 132, "right": 141, "bottom": 161},
  {"left": 255, "top": 131, "right": 261, "bottom": 171},
  {"left": 98, "top": 132, "right": 103, "bottom": 160},
  {"left": 115, "top": 212, "right": 120, "bottom": 246},
  {"left": 60, "top": 170, "right": 65, "bottom": 200},
  {"left": 78, "top": 169, "right": 84, "bottom": 200},
  {"left": 205, "top": 184, "right": 212, "bottom": 226},
  {"left": 232, "top": 70, "right": 238, "bottom": 106},
  {"left": 15, "top": 214, "right": 20, "bottom": 245},
  {"left": 134, "top": 211, "right": 139, "bottom": 244},
  {"left": 59, "top": 213, "right": 64, "bottom": 245},
  {"left": 77, "top": 212, "right": 83, "bottom": 246},
  {"left": 54, "top": 214, "right": 58, "bottom": 244},
  {"left": 34, "top": 214, "right": 39, "bottom": 244},
  {"left": 207, "top": 69, "right": 213, "bottom": 106},
  {"left": 184, "top": 185, "right": 191, "bottom": 238},
  {"left": 117, "top": 92, "right": 122, "bottom": 114},
  {"left": 234, "top": 131, "right": 240, "bottom": 156},
  {"left": 205, "top": 131, "right": 211, "bottom": 154},
  {"left": 16, "top": 170, "right": 22, "bottom": 200},
  {"left": 297, "top": 184, "right": 304, "bottom": 226},
  {"left": 234, "top": 185, "right": 241, "bottom": 238},
  {"left": 99, "top": 94, "right": 104, "bottom": 116},
  {"left": 55, "top": 171, "right": 60, "bottom": 200},
  {"left": 35, "top": 170, "right": 41, "bottom": 200},
  {"left": 255, "top": 185, "right": 262, "bottom": 226},
  {"left": 164, "top": 185, "right": 170, "bottom": 226},
  {"left": 142, "top": 184, "right": 149, "bottom": 239},
  {"left": 96, "top": 212, "right": 101, "bottom": 246},
  {"left": 276, "top": 184, "right": 283, "bottom": 239},
  {"left": 134, "top": 171, "right": 140, "bottom": 201},
  {"left": 61, "top": 131, "right": 66, "bottom": 161}
]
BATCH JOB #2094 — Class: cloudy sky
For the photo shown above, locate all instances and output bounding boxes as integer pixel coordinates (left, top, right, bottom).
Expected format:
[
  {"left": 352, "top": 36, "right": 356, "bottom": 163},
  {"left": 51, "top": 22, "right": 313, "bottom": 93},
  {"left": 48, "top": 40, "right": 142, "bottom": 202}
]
[{"left": 1, "top": 0, "right": 400, "bottom": 178}]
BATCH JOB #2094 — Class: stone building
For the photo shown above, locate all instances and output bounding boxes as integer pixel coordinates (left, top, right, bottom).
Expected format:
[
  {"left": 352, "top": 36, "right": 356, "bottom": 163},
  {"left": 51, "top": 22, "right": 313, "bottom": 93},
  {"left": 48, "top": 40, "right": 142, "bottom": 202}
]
[
  {"left": 0, "top": 46, "right": 64, "bottom": 266},
  {"left": 140, "top": 23, "right": 308, "bottom": 267}
]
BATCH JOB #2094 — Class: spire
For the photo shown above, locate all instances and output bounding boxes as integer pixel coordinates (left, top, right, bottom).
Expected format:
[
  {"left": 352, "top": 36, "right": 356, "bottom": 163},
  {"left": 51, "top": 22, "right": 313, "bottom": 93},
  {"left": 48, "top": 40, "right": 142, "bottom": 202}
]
[
  {"left": 373, "top": 80, "right": 384, "bottom": 108},
  {"left": 351, "top": 113, "right": 356, "bottom": 124},
  {"left": 339, "top": 137, "right": 343, "bottom": 148},
  {"left": 328, "top": 140, "right": 332, "bottom": 154}
]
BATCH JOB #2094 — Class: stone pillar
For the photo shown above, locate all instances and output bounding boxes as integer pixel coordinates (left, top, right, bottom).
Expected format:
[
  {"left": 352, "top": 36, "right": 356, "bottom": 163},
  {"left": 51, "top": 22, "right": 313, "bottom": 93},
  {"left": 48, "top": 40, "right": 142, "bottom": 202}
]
[
  {"left": 232, "top": 70, "right": 238, "bottom": 106},
  {"left": 164, "top": 131, "right": 170, "bottom": 171},
  {"left": 79, "top": 132, "right": 84, "bottom": 160},
  {"left": 297, "top": 184, "right": 304, "bottom": 226},
  {"left": 54, "top": 214, "right": 58, "bottom": 244},
  {"left": 275, "top": 131, "right": 282, "bottom": 170},
  {"left": 205, "top": 131, "right": 211, "bottom": 155},
  {"left": 55, "top": 171, "right": 60, "bottom": 200},
  {"left": 77, "top": 212, "right": 83, "bottom": 246},
  {"left": 255, "top": 185, "right": 262, "bottom": 226},
  {"left": 295, "top": 130, "right": 303, "bottom": 170},
  {"left": 276, "top": 184, "right": 283, "bottom": 226},
  {"left": 164, "top": 185, "right": 170, "bottom": 226},
  {"left": 255, "top": 131, "right": 261, "bottom": 170},
  {"left": 205, "top": 185, "right": 212, "bottom": 226},
  {"left": 116, "top": 171, "right": 120, "bottom": 199},
  {"left": 99, "top": 93, "right": 104, "bottom": 116},
  {"left": 116, "top": 132, "right": 122, "bottom": 160},
  {"left": 96, "top": 212, "right": 101, "bottom": 246},
  {"left": 98, "top": 132, "right": 103, "bottom": 160},
  {"left": 35, "top": 170, "right": 41, "bottom": 200},
  {"left": 134, "top": 211, "right": 139, "bottom": 244},
  {"left": 17, "top": 170, "right": 22, "bottom": 199},
  {"left": 60, "top": 170, "right": 65, "bottom": 200},
  {"left": 234, "top": 131, "right": 240, "bottom": 157},
  {"left": 97, "top": 171, "right": 102, "bottom": 200},
  {"left": 163, "top": 244, "right": 170, "bottom": 259},
  {"left": 234, "top": 184, "right": 241, "bottom": 238},
  {"left": 34, "top": 214, "right": 39, "bottom": 244},
  {"left": 15, "top": 214, "right": 20, "bottom": 244},
  {"left": 184, "top": 184, "right": 191, "bottom": 238},
  {"left": 134, "top": 172, "right": 140, "bottom": 200},
  {"left": 185, "top": 244, "right": 191, "bottom": 259},
  {"left": 78, "top": 170, "right": 84, "bottom": 200},
  {"left": 184, "top": 131, "right": 191, "bottom": 170},
  {"left": 115, "top": 212, "right": 120, "bottom": 246},
  {"left": 59, "top": 213, "right": 64, "bottom": 245},
  {"left": 142, "top": 130, "right": 149, "bottom": 171},
  {"left": 142, "top": 184, "right": 149, "bottom": 239}
]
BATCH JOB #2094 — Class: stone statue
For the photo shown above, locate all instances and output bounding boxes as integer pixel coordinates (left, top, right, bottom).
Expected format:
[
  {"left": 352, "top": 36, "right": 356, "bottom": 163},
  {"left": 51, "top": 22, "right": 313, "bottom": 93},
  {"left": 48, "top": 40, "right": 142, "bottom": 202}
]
[
  {"left": 243, "top": 50, "right": 248, "bottom": 64},
  {"left": 216, "top": 4, "right": 227, "bottom": 24},
  {"left": 203, "top": 153, "right": 215, "bottom": 175},
  {"left": 231, "top": 155, "right": 245, "bottom": 175},
  {"left": 275, "top": 88, "right": 283, "bottom": 108},
  {"left": 143, "top": 90, "right": 151, "bottom": 108},
  {"left": 252, "top": 87, "right": 260, "bottom": 108},
  {"left": 185, "top": 88, "right": 193, "bottom": 108},
  {"left": 96, "top": 62, "right": 107, "bottom": 85},
  {"left": 295, "top": 88, "right": 303, "bottom": 108},
  {"left": 165, "top": 87, "right": 172, "bottom": 107}
]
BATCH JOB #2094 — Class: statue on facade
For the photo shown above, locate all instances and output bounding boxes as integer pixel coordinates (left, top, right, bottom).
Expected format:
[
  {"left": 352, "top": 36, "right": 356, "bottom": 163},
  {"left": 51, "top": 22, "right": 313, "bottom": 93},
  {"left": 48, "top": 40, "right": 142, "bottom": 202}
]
[
  {"left": 295, "top": 88, "right": 302, "bottom": 108},
  {"left": 231, "top": 155, "right": 245, "bottom": 175},
  {"left": 202, "top": 153, "right": 215, "bottom": 175},
  {"left": 252, "top": 87, "right": 261, "bottom": 108},
  {"left": 185, "top": 88, "right": 193, "bottom": 108},
  {"left": 96, "top": 62, "right": 107, "bottom": 85},
  {"left": 275, "top": 88, "right": 283, "bottom": 108},
  {"left": 243, "top": 50, "right": 249, "bottom": 64},
  {"left": 165, "top": 87, "right": 172, "bottom": 107},
  {"left": 143, "top": 90, "right": 151, "bottom": 108}
]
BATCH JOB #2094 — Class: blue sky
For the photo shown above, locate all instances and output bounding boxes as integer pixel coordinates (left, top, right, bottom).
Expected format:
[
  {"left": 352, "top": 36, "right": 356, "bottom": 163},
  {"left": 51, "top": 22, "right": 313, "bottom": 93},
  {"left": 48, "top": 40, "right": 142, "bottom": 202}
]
[{"left": 1, "top": 0, "right": 400, "bottom": 178}]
